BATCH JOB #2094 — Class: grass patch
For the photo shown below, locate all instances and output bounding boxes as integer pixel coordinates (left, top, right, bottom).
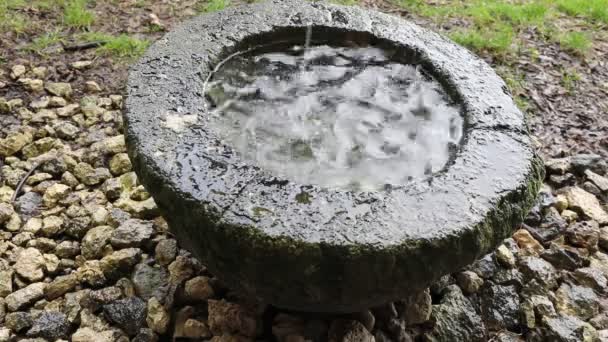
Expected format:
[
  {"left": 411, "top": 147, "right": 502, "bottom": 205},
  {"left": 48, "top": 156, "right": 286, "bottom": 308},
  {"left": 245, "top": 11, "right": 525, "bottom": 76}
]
[
  {"left": 557, "top": 0, "right": 608, "bottom": 23},
  {"left": 392, "top": 0, "right": 600, "bottom": 58},
  {"left": 80, "top": 32, "right": 149, "bottom": 59},
  {"left": 561, "top": 68, "right": 582, "bottom": 94},
  {"left": 197, "top": 0, "right": 229, "bottom": 13},
  {"left": 449, "top": 24, "right": 514, "bottom": 55},
  {"left": 0, "top": 0, "right": 28, "bottom": 34},
  {"left": 496, "top": 66, "right": 532, "bottom": 112},
  {"left": 26, "top": 30, "right": 64, "bottom": 53},
  {"left": 330, "top": 0, "right": 358, "bottom": 5},
  {"left": 63, "top": 0, "right": 95, "bottom": 29},
  {"left": 558, "top": 31, "right": 592, "bottom": 55},
  {"left": 32, "top": 0, "right": 66, "bottom": 11}
]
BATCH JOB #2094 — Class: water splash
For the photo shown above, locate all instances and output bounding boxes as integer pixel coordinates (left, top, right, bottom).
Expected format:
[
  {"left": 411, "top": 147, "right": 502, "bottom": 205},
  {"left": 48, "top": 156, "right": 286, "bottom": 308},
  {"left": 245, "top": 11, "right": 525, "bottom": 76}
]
[{"left": 206, "top": 45, "right": 463, "bottom": 191}]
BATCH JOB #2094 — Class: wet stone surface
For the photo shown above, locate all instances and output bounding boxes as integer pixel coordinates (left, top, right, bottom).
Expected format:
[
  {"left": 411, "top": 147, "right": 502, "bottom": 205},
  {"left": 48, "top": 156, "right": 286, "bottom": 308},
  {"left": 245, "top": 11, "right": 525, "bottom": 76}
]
[
  {"left": 125, "top": 0, "right": 543, "bottom": 312},
  {"left": 208, "top": 45, "right": 463, "bottom": 190}
]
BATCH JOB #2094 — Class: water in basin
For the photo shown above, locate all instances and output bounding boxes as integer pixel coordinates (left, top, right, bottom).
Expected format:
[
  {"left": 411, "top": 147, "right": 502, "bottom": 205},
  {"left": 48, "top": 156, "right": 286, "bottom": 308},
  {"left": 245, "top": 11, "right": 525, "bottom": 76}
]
[{"left": 206, "top": 43, "right": 463, "bottom": 191}]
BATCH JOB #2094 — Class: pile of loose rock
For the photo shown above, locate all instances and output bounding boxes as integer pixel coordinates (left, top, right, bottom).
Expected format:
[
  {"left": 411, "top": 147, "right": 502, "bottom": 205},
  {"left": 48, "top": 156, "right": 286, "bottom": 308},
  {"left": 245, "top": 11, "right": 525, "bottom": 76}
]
[{"left": 1, "top": 63, "right": 607, "bottom": 341}]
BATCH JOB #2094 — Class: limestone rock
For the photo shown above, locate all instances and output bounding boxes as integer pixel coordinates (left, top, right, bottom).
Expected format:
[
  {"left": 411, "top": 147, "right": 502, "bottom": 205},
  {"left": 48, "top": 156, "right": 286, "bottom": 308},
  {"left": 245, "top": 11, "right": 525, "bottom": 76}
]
[
  {"left": 109, "top": 153, "right": 132, "bottom": 175},
  {"left": 110, "top": 219, "right": 154, "bottom": 248},
  {"left": 14, "top": 247, "right": 46, "bottom": 282},
  {"left": 81, "top": 225, "right": 114, "bottom": 260},
  {"left": 132, "top": 263, "right": 169, "bottom": 302},
  {"left": 155, "top": 238, "right": 177, "bottom": 266},
  {"left": 426, "top": 285, "right": 485, "bottom": 342},
  {"left": 563, "top": 187, "right": 608, "bottom": 225},
  {"left": 555, "top": 283, "right": 599, "bottom": 320},
  {"left": 42, "top": 183, "right": 70, "bottom": 207},
  {"left": 573, "top": 267, "right": 607, "bottom": 292},
  {"left": 45, "top": 82, "right": 72, "bottom": 97},
  {"left": 400, "top": 288, "right": 432, "bottom": 325},
  {"left": 521, "top": 295, "right": 555, "bottom": 329},
  {"left": 519, "top": 256, "right": 558, "bottom": 290},
  {"left": 55, "top": 122, "right": 80, "bottom": 140},
  {"left": 77, "top": 260, "right": 107, "bottom": 287},
  {"left": 100, "top": 248, "right": 141, "bottom": 280},
  {"left": 72, "top": 327, "right": 117, "bottom": 342},
  {"left": 183, "top": 319, "right": 211, "bottom": 339},
  {"left": 0, "top": 270, "right": 13, "bottom": 297},
  {"left": 566, "top": 220, "right": 600, "bottom": 251},
  {"left": 146, "top": 297, "right": 169, "bottom": 334},
  {"left": 208, "top": 299, "right": 257, "bottom": 337},
  {"left": 0, "top": 131, "right": 33, "bottom": 157},
  {"left": 495, "top": 244, "right": 516, "bottom": 268},
  {"left": 585, "top": 170, "right": 608, "bottom": 192},
  {"left": 456, "top": 271, "right": 484, "bottom": 294},
  {"left": 513, "top": 229, "right": 544, "bottom": 254},
  {"left": 543, "top": 315, "right": 598, "bottom": 342},
  {"left": 5, "top": 282, "right": 46, "bottom": 311},
  {"left": 45, "top": 273, "right": 79, "bottom": 300},
  {"left": 10, "top": 65, "right": 26, "bottom": 79},
  {"left": 41, "top": 215, "right": 64, "bottom": 237},
  {"left": 74, "top": 162, "right": 111, "bottom": 186},
  {"left": 184, "top": 276, "right": 215, "bottom": 301},
  {"left": 328, "top": 320, "right": 374, "bottom": 342}
]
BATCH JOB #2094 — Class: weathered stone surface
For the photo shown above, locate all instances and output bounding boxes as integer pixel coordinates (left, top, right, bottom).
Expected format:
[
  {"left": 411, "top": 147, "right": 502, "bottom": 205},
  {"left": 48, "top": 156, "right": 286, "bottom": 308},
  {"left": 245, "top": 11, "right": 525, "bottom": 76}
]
[
  {"left": 208, "top": 299, "right": 257, "bottom": 337},
  {"left": 72, "top": 327, "right": 117, "bottom": 342},
  {"left": 555, "top": 283, "right": 599, "bottom": 320},
  {"left": 125, "top": 0, "right": 543, "bottom": 312},
  {"left": 5, "top": 282, "right": 46, "bottom": 311},
  {"left": 328, "top": 320, "right": 374, "bottom": 342},
  {"left": 519, "top": 256, "right": 558, "bottom": 290},
  {"left": 146, "top": 297, "right": 169, "bottom": 334},
  {"left": 81, "top": 225, "right": 114, "bottom": 260},
  {"left": 543, "top": 315, "right": 598, "bottom": 342},
  {"left": 110, "top": 218, "right": 154, "bottom": 248},
  {"left": 26, "top": 311, "right": 71, "bottom": 340},
  {"left": 103, "top": 296, "right": 147, "bottom": 336},
  {"left": 426, "top": 285, "right": 485, "bottom": 341},
  {"left": 13, "top": 248, "right": 46, "bottom": 282},
  {"left": 480, "top": 284, "right": 520, "bottom": 330},
  {"left": 45, "top": 273, "right": 79, "bottom": 300},
  {"left": 562, "top": 187, "right": 608, "bottom": 225},
  {"left": 132, "top": 263, "right": 170, "bottom": 302}
]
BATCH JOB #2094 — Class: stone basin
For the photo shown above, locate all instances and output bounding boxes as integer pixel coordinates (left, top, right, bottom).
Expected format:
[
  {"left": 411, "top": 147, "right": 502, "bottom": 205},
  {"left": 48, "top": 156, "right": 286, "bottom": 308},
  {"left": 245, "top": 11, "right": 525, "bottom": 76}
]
[{"left": 125, "top": 0, "right": 544, "bottom": 312}]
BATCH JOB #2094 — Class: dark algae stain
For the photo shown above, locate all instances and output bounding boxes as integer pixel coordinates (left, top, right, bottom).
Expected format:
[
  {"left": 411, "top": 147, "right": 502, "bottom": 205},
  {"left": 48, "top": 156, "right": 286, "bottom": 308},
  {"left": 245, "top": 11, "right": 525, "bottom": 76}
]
[{"left": 296, "top": 191, "right": 312, "bottom": 204}]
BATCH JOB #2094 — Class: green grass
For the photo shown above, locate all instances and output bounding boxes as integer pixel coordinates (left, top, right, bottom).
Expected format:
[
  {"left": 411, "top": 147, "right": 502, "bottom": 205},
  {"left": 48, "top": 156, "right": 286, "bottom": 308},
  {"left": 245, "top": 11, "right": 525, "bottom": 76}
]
[
  {"left": 198, "top": 0, "right": 229, "bottom": 13},
  {"left": 392, "top": 0, "right": 600, "bottom": 58},
  {"left": 465, "top": 2, "right": 549, "bottom": 27},
  {"left": 449, "top": 24, "right": 514, "bottom": 54},
  {"left": 561, "top": 68, "right": 582, "bottom": 94},
  {"left": 0, "top": 0, "right": 28, "bottom": 33},
  {"left": 63, "top": 0, "right": 95, "bottom": 29},
  {"left": 82, "top": 33, "right": 149, "bottom": 59},
  {"left": 26, "top": 30, "right": 64, "bottom": 53},
  {"left": 330, "top": 0, "right": 358, "bottom": 5},
  {"left": 558, "top": 31, "right": 592, "bottom": 55},
  {"left": 557, "top": 0, "right": 608, "bottom": 23},
  {"left": 32, "top": 0, "right": 66, "bottom": 11},
  {"left": 496, "top": 66, "right": 532, "bottom": 112}
]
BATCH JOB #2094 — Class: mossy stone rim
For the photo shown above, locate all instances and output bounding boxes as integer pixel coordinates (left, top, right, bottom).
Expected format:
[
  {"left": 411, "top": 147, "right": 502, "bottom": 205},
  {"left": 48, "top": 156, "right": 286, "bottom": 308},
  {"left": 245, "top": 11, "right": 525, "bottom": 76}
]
[{"left": 125, "top": 0, "right": 543, "bottom": 312}]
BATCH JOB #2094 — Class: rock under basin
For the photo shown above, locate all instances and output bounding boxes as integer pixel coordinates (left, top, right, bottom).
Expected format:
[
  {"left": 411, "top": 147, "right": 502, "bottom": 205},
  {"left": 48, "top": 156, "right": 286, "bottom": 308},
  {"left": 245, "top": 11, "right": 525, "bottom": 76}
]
[{"left": 125, "top": 0, "right": 544, "bottom": 312}]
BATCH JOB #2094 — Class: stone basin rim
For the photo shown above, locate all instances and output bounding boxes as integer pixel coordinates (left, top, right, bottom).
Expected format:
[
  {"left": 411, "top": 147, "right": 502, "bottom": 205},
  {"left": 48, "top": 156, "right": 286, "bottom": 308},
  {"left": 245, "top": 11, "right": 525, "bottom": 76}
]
[
  {"left": 125, "top": 0, "right": 536, "bottom": 245},
  {"left": 124, "top": 0, "right": 543, "bottom": 312}
]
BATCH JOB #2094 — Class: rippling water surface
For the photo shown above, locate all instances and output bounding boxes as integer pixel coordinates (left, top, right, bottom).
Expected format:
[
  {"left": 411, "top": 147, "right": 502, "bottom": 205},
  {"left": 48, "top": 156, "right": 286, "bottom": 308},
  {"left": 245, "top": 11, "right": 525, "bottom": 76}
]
[{"left": 206, "top": 44, "right": 463, "bottom": 191}]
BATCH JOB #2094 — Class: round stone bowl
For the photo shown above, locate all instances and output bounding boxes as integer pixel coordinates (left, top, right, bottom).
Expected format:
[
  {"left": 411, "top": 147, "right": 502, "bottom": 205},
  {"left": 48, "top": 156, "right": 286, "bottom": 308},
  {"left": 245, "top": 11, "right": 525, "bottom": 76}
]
[{"left": 125, "top": 0, "right": 544, "bottom": 312}]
